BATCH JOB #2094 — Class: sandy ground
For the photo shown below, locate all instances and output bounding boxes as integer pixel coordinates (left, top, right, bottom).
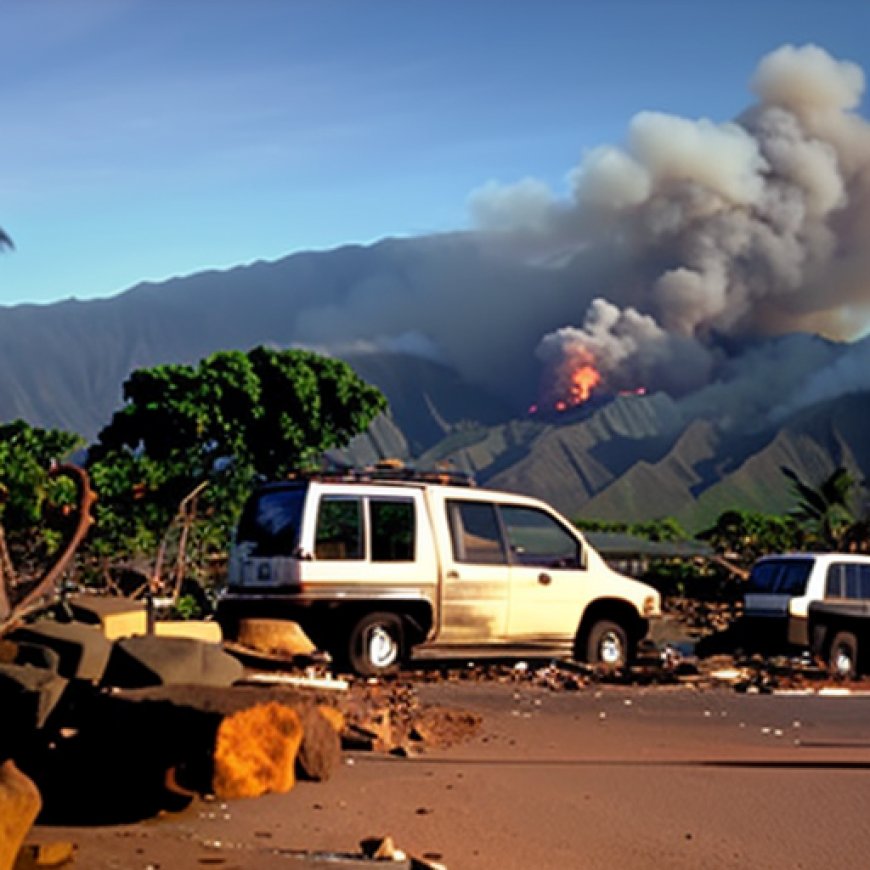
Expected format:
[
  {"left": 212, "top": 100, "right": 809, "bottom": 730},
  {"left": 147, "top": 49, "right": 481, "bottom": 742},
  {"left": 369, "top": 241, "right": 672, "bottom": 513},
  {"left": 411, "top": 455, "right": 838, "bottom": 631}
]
[{"left": 26, "top": 678, "right": 870, "bottom": 870}]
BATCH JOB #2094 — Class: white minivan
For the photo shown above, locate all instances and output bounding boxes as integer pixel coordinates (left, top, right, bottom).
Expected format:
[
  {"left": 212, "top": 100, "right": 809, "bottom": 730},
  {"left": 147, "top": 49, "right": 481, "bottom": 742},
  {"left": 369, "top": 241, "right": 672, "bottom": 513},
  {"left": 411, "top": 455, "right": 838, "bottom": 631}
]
[
  {"left": 743, "top": 553, "right": 870, "bottom": 648},
  {"left": 218, "top": 469, "right": 661, "bottom": 675}
]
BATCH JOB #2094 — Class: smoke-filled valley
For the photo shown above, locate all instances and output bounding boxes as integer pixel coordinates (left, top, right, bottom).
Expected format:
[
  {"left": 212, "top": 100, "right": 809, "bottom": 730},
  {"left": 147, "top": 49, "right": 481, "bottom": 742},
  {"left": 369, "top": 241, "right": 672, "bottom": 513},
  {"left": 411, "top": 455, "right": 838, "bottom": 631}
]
[{"left": 3, "top": 43, "right": 870, "bottom": 528}]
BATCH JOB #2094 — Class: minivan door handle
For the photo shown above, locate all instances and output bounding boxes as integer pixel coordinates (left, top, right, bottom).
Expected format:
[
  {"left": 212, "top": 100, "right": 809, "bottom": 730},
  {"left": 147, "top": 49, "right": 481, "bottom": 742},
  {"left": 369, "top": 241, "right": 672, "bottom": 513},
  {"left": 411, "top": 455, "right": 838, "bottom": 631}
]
[{"left": 538, "top": 572, "right": 552, "bottom": 586}]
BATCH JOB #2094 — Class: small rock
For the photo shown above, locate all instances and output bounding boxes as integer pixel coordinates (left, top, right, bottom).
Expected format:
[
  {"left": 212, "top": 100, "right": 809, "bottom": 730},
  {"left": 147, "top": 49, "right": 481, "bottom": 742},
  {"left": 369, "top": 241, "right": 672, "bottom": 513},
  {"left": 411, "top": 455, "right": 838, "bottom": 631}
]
[
  {"left": 0, "top": 760, "right": 42, "bottom": 870},
  {"left": 360, "top": 835, "right": 399, "bottom": 860}
]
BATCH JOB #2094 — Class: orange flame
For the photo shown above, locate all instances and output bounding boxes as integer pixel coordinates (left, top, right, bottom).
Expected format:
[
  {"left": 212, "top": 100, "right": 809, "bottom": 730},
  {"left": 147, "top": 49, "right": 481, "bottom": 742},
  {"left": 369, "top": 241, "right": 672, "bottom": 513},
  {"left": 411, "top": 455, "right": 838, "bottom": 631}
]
[
  {"left": 568, "top": 364, "right": 601, "bottom": 406},
  {"left": 536, "top": 352, "right": 607, "bottom": 414}
]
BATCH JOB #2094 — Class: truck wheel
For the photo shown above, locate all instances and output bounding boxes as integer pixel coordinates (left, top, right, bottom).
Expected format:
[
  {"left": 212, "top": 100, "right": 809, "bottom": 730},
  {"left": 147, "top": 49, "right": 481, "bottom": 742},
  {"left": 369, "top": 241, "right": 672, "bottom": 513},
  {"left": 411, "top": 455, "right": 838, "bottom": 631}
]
[
  {"left": 348, "top": 612, "right": 404, "bottom": 676},
  {"left": 586, "top": 620, "right": 629, "bottom": 669},
  {"left": 829, "top": 631, "right": 859, "bottom": 679}
]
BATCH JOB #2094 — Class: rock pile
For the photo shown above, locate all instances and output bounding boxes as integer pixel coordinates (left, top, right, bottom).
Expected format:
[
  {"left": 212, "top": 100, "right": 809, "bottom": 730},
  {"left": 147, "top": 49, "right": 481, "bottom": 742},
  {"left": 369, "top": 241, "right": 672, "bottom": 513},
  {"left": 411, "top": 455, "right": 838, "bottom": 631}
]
[{"left": 0, "top": 611, "right": 478, "bottom": 868}]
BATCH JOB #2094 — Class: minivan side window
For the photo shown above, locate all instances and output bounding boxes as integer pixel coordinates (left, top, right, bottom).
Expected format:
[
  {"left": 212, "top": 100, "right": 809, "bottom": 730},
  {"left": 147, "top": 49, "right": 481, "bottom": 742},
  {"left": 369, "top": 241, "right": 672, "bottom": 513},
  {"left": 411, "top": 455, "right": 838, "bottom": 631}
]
[
  {"left": 371, "top": 499, "right": 415, "bottom": 562},
  {"left": 447, "top": 501, "right": 507, "bottom": 565},
  {"left": 237, "top": 486, "right": 306, "bottom": 556},
  {"left": 748, "top": 559, "right": 813, "bottom": 595},
  {"left": 500, "top": 505, "right": 581, "bottom": 569},
  {"left": 315, "top": 497, "right": 363, "bottom": 560},
  {"left": 826, "top": 563, "right": 870, "bottom": 600}
]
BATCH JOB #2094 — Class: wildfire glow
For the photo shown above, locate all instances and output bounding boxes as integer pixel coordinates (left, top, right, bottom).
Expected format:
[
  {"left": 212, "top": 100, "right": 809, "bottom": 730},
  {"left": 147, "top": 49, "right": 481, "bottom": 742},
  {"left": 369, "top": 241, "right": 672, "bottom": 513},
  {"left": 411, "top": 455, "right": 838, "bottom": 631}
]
[
  {"left": 534, "top": 353, "right": 611, "bottom": 415},
  {"left": 568, "top": 365, "right": 601, "bottom": 406}
]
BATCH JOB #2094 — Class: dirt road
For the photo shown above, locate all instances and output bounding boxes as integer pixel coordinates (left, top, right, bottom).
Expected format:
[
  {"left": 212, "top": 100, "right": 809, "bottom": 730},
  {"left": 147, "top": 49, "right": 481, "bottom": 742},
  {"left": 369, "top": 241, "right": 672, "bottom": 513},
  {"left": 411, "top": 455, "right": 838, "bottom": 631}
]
[{"left": 30, "top": 679, "right": 870, "bottom": 869}]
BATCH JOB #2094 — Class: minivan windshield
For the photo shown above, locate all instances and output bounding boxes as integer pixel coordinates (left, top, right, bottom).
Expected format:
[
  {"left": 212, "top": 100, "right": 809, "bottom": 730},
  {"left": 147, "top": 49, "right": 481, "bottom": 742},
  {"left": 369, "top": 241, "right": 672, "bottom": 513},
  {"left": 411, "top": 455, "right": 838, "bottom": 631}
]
[
  {"left": 747, "top": 558, "right": 813, "bottom": 596},
  {"left": 237, "top": 485, "right": 306, "bottom": 556}
]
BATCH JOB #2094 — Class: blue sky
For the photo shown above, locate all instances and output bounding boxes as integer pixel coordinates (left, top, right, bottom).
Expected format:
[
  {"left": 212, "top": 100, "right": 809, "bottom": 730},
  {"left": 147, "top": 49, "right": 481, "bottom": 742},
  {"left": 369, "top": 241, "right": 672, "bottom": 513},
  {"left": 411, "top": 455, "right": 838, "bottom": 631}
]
[{"left": 2, "top": 0, "right": 869, "bottom": 306}]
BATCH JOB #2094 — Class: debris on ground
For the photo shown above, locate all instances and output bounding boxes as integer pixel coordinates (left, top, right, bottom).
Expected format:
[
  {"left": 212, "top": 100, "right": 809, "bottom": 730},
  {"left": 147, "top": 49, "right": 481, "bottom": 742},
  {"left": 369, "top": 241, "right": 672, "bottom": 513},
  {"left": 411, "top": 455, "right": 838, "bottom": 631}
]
[
  {"left": 10, "top": 841, "right": 75, "bottom": 870},
  {"left": 0, "top": 608, "right": 474, "bottom": 867},
  {"left": 2, "top": 592, "right": 867, "bottom": 869},
  {"left": 270, "top": 836, "right": 447, "bottom": 868}
]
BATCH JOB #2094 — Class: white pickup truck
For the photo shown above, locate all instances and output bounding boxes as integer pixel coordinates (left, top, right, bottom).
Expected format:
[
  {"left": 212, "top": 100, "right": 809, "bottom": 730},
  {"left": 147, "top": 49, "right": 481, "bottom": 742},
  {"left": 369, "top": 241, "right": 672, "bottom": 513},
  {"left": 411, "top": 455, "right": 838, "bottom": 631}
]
[
  {"left": 217, "top": 470, "right": 661, "bottom": 675},
  {"left": 743, "top": 552, "right": 870, "bottom": 651}
]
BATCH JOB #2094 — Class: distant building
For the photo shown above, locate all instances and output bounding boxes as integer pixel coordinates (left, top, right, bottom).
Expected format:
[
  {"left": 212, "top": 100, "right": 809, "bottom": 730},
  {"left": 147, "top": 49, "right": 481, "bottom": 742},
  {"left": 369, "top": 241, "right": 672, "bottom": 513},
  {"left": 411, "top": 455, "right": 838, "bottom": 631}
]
[{"left": 585, "top": 532, "right": 713, "bottom": 579}]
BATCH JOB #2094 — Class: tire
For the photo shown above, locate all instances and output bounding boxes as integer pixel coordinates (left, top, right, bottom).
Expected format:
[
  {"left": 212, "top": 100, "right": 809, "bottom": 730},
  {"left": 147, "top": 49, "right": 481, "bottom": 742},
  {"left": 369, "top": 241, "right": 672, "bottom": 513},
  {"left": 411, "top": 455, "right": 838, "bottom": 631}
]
[
  {"left": 586, "top": 619, "right": 630, "bottom": 669},
  {"left": 829, "top": 630, "right": 859, "bottom": 680},
  {"left": 347, "top": 612, "right": 404, "bottom": 677}
]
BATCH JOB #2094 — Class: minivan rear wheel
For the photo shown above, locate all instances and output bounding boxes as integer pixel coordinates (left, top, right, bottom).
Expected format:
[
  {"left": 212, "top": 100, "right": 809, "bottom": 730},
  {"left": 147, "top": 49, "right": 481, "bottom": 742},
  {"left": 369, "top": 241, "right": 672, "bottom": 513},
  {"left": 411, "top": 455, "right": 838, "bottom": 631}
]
[
  {"left": 829, "top": 631, "right": 859, "bottom": 680},
  {"left": 586, "top": 620, "right": 629, "bottom": 669},
  {"left": 348, "top": 612, "right": 404, "bottom": 676}
]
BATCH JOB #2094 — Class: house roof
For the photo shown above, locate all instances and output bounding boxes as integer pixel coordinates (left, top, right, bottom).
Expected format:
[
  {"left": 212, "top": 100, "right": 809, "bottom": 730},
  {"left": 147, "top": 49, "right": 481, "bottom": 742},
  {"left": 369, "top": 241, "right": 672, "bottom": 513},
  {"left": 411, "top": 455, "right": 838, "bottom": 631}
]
[{"left": 585, "top": 532, "right": 713, "bottom": 560}]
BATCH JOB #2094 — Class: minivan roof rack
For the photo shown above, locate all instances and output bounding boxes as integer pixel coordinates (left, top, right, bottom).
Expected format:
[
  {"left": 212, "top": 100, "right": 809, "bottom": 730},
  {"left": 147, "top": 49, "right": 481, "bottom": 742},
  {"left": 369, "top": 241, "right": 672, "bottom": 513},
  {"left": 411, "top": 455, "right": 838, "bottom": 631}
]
[{"left": 288, "top": 460, "right": 476, "bottom": 488}]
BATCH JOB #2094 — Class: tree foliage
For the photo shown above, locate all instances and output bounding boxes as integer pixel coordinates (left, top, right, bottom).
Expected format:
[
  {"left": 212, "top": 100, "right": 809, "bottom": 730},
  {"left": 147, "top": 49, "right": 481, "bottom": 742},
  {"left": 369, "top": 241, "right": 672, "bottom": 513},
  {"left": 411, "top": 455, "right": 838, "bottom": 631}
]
[
  {"left": 781, "top": 465, "right": 867, "bottom": 550},
  {"left": 574, "top": 516, "right": 690, "bottom": 542},
  {"left": 86, "top": 346, "right": 387, "bottom": 566},
  {"left": 0, "top": 421, "right": 83, "bottom": 620},
  {"left": 698, "top": 509, "right": 803, "bottom": 567},
  {"left": 0, "top": 420, "right": 82, "bottom": 535}
]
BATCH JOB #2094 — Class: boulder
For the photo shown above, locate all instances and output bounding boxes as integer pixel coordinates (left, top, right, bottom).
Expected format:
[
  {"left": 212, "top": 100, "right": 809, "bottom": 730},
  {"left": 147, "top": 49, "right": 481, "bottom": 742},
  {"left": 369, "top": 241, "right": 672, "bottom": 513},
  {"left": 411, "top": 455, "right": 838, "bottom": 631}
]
[
  {"left": 153, "top": 620, "right": 222, "bottom": 643},
  {"left": 0, "top": 760, "right": 41, "bottom": 870},
  {"left": 10, "top": 841, "right": 76, "bottom": 869},
  {"left": 295, "top": 705, "right": 342, "bottom": 782},
  {"left": 235, "top": 618, "right": 317, "bottom": 658},
  {"left": 0, "top": 664, "right": 68, "bottom": 742},
  {"left": 66, "top": 594, "right": 147, "bottom": 640},
  {"left": 101, "top": 636, "right": 243, "bottom": 688},
  {"left": 8, "top": 622, "right": 111, "bottom": 683},
  {"left": 0, "top": 640, "right": 61, "bottom": 672},
  {"left": 212, "top": 702, "right": 303, "bottom": 799}
]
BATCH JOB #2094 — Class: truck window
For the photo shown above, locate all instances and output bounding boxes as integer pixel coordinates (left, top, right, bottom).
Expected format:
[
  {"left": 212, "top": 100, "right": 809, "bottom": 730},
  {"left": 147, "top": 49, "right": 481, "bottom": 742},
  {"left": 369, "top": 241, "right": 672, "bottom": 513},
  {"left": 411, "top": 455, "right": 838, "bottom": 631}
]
[
  {"left": 499, "top": 505, "right": 581, "bottom": 569},
  {"left": 237, "top": 486, "right": 306, "bottom": 556},
  {"left": 748, "top": 559, "right": 813, "bottom": 595},
  {"left": 315, "top": 497, "right": 363, "bottom": 560},
  {"left": 447, "top": 500, "right": 507, "bottom": 565},
  {"left": 826, "top": 563, "right": 870, "bottom": 599},
  {"left": 371, "top": 499, "right": 415, "bottom": 562}
]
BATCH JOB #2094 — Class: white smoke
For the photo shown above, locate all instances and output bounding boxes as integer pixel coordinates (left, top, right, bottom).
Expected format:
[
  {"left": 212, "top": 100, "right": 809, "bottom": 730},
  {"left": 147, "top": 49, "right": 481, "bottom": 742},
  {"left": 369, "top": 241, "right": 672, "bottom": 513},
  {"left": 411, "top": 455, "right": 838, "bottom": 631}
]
[{"left": 472, "top": 44, "right": 870, "bottom": 410}]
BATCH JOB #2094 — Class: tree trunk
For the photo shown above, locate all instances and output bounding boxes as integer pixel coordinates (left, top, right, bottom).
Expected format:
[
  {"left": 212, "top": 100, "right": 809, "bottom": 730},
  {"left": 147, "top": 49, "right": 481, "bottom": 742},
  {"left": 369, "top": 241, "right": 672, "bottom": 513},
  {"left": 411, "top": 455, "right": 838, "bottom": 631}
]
[{"left": 0, "top": 522, "right": 13, "bottom": 622}]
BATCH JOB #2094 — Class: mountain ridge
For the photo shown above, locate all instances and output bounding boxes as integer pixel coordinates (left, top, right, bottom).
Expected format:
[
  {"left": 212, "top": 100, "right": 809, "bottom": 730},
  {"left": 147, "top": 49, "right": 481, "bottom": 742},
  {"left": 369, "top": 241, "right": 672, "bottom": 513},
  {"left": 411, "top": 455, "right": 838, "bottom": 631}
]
[{"left": 3, "top": 235, "right": 869, "bottom": 528}]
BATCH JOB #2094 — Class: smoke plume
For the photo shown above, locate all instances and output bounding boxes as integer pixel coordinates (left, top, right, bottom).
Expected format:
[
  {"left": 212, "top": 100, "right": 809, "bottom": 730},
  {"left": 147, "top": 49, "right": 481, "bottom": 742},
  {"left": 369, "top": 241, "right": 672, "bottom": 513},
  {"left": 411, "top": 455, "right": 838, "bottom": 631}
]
[{"left": 470, "top": 44, "right": 870, "bottom": 412}]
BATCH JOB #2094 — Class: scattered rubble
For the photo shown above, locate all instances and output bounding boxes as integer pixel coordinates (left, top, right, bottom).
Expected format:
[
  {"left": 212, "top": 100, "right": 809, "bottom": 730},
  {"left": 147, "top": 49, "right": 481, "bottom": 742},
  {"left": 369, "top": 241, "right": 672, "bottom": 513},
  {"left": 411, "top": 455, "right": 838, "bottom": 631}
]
[
  {"left": 0, "top": 608, "right": 478, "bottom": 868},
  {"left": 269, "top": 837, "right": 447, "bottom": 868},
  {"left": 3, "top": 592, "right": 868, "bottom": 868}
]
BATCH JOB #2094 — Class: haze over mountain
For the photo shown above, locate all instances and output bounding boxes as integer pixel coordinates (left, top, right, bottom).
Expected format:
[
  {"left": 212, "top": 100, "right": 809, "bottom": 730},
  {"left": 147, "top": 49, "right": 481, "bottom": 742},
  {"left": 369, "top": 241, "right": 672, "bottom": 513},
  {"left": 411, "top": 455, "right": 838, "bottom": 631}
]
[
  {"left": 2, "top": 231, "right": 869, "bottom": 530},
  {"left": 4, "top": 43, "right": 870, "bottom": 529}
]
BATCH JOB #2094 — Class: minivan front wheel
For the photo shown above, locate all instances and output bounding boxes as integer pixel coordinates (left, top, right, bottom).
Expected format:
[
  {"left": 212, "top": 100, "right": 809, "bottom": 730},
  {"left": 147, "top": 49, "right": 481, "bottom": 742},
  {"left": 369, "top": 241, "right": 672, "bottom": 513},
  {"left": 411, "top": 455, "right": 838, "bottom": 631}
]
[
  {"left": 348, "top": 612, "right": 404, "bottom": 676},
  {"left": 829, "top": 631, "right": 859, "bottom": 680},
  {"left": 586, "top": 620, "right": 629, "bottom": 669}
]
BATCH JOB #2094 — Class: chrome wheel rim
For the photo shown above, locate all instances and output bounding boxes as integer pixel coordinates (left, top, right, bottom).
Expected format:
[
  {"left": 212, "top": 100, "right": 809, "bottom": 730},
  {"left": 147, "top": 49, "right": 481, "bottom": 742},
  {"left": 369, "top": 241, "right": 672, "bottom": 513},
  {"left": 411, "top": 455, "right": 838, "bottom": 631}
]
[
  {"left": 367, "top": 625, "right": 399, "bottom": 669},
  {"left": 599, "top": 631, "right": 624, "bottom": 666},
  {"left": 833, "top": 647, "right": 854, "bottom": 678}
]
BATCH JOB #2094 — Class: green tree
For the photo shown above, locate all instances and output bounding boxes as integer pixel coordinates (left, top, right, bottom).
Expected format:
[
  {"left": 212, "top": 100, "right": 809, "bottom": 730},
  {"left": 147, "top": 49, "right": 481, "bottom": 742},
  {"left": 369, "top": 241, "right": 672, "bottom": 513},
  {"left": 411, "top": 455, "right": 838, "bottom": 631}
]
[
  {"left": 0, "top": 421, "right": 83, "bottom": 617},
  {"left": 0, "top": 420, "right": 82, "bottom": 533},
  {"left": 86, "top": 346, "right": 387, "bottom": 570},
  {"left": 574, "top": 516, "right": 690, "bottom": 542},
  {"left": 699, "top": 509, "right": 802, "bottom": 567},
  {"left": 781, "top": 466, "right": 864, "bottom": 550}
]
